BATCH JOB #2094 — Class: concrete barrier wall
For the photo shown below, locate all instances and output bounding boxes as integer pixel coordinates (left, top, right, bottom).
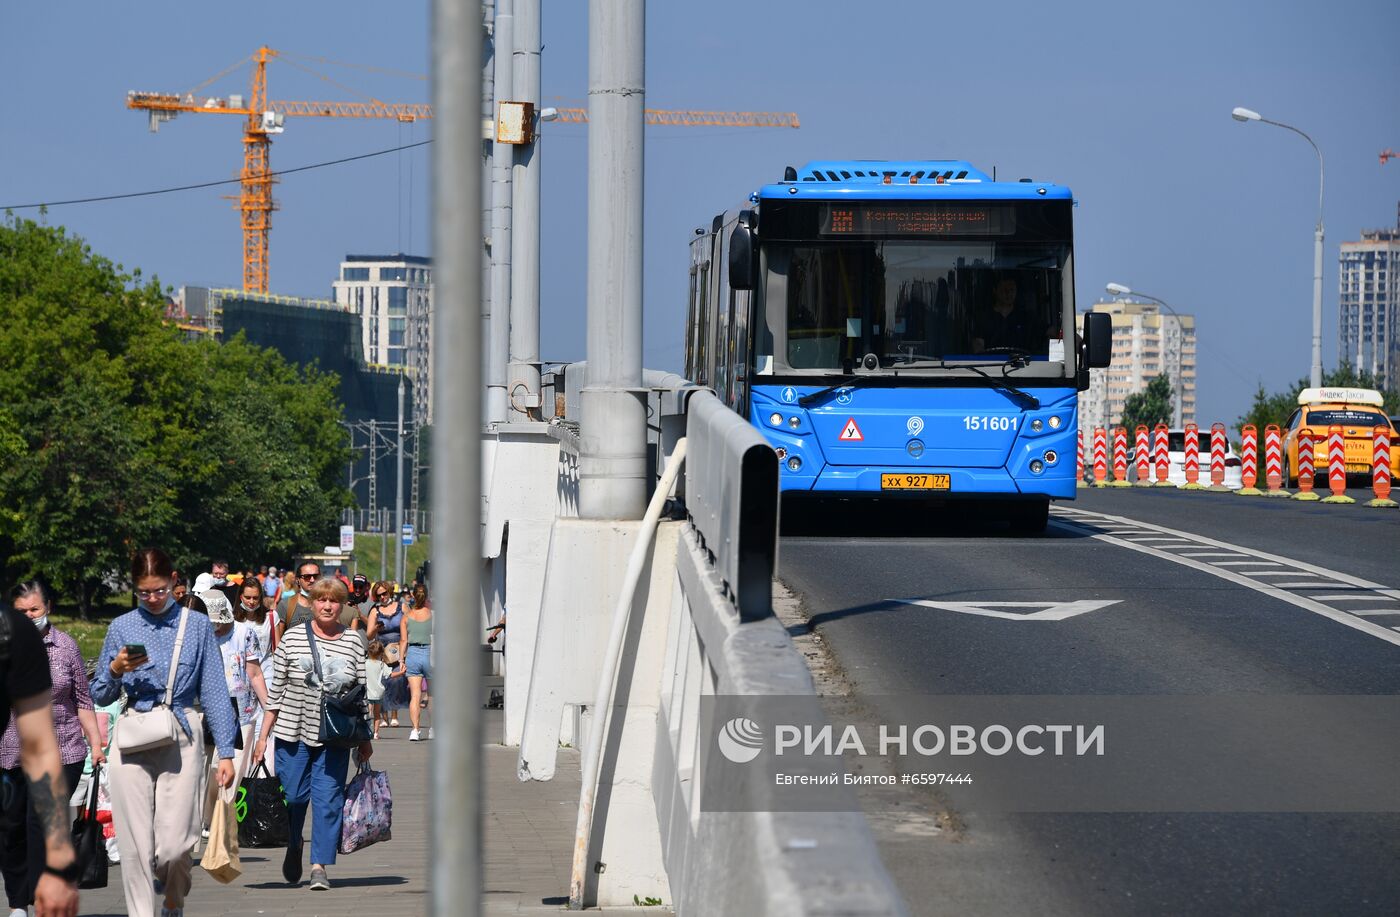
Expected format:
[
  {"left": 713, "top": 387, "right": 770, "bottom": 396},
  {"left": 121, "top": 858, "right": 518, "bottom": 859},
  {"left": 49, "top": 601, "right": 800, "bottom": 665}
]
[{"left": 653, "top": 529, "right": 908, "bottom": 917}]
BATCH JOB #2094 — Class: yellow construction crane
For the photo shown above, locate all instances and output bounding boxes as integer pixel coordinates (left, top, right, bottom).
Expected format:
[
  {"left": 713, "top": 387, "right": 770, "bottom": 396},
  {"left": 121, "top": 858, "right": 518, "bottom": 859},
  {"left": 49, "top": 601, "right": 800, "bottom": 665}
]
[{"left": 127, "top": 46, "right": 800, "bottom": 293}]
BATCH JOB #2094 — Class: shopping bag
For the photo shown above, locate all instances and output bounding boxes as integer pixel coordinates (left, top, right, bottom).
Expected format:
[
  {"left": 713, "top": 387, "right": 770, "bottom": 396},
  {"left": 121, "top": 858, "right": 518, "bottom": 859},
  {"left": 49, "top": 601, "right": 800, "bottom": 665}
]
[
  {"left": 236, "top": 760, "right": 290, "bottom": 848},
  {"left": 69, "top": 764, "right": 108, "bottom": 889},
  {"left": 199, "top": 785, "right": 241, "bottom": 884},
  {"left": 339, "top": 763, "right": 392, "bottom": 854},
  {"left": 381, "top": 672, "right": 410, "bottom": 710}
]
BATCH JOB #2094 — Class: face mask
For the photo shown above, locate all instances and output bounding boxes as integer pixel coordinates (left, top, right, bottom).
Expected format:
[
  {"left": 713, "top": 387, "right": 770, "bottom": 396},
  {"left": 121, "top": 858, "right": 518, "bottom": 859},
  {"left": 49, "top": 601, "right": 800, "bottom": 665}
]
[
  {"left": 141, "top": 595, "right": 175, "bottom": 614},
  {"left": 31, "top": 614, "right": 48, "bottom": 632}
]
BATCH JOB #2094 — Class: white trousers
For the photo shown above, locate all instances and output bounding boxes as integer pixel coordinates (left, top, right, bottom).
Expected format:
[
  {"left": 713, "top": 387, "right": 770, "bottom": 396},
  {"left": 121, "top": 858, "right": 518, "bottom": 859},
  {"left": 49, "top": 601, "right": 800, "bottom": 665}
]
[{"left": 108, "top": 710, "right": 203, "bottom": 917}]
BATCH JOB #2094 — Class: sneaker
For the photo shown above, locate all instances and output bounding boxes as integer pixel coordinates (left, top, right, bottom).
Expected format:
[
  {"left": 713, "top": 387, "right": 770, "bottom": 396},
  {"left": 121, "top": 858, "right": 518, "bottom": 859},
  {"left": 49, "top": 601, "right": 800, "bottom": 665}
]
[
  {"left": 160, "top": 908, "right": 183, "bottom": 917},
  {"left": 282, "top": 841, "right": 304, "bottom": 885},
  {"left": 12, "top": 908, "right": 30, "bottom": 917},
  {"left": 390, "top": 717, "right": 399, "bottom": 727},
  {"left": 409, "top": 729, "right": 421, "bottom": 741},
  {"left": 201, "top": 826, "right": 210, "bottom": 839},
  {"left": 309, "top": 867, "right": 330, "bottom": 891}
]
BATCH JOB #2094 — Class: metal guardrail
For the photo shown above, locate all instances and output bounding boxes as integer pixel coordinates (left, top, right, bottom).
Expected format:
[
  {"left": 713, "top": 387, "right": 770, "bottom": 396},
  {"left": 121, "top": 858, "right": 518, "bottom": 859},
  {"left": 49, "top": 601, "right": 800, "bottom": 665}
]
[{"left": 683, "top": 390, "right": 779, "bottom": 621}]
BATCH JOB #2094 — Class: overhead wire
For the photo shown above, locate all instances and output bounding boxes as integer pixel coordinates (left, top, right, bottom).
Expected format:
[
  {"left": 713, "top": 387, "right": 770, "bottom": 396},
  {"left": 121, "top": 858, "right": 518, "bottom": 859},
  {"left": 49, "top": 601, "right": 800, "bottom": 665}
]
[{"left": 1, "top": 139, "right": 433, "bottom": 211}]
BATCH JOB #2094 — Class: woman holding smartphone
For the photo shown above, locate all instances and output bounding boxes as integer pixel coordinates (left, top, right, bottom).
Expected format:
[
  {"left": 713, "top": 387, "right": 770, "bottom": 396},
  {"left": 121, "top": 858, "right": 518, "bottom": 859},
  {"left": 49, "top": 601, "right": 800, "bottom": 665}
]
[{"left": 91, "top": 549, "right": 237, "bottom": 917}]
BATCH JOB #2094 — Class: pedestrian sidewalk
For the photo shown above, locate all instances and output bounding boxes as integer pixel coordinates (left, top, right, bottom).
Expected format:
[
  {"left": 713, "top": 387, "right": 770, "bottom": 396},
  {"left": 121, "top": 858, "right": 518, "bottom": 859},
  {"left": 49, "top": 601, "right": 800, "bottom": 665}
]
[{"left": 76, "top": 708, "right": 666, "bottom": 915}]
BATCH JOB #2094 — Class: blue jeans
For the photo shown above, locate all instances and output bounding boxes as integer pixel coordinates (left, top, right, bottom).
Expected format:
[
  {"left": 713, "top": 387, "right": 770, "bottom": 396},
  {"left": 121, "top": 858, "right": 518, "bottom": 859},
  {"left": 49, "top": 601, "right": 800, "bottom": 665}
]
[
  {"left": 405, "top": 644, "right": 432, "bottom": 678},
  {"left": 275, "top": 741, "right": 351, "bottom": 865}
]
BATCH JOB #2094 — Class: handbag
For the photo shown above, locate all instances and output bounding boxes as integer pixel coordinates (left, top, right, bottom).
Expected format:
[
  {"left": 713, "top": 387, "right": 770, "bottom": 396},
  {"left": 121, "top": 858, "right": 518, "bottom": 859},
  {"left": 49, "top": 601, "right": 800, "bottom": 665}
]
[
  {"left": 338, "top": 762, "right": 392, "bottom": 854},
  {"left": 115, "top": 609, "right": 189, "bottom": 754},
  {"left": 305, "top": 623, "right": 372, "bottom": 748},
  {"left": 199, "top": 783, "right": 242, "bottom": 883},
  {"left": 236, "top": 760, "right": 290, "bottom": 848},
  {"left": 70, "top": 763, "right": 108, "bottom": 889}
]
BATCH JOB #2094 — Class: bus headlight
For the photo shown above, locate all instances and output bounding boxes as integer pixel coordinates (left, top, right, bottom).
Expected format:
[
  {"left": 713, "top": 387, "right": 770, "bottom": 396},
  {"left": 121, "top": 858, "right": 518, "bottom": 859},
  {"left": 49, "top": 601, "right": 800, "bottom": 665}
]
[
  {"left": 787, "top": 456, "right": 803, "bottom": 472},
  {"left": 1048, "top": 416, "right": 1062, "bottom": 429},
  {"left": 774, "top": 446, "right": 788, "bottom": 460},
  {"left": 1031, "top": 419, "right": 1044, "bottom": 432},
  {"left": 769, "top": 412, "right": 783, "bottom": 427},
  {"left": 1044, "top": 450, "right": 1058, "bottom": 465},
  {"left": 1030, "top": 459, "right": 1044, "bottom": 474},
  {"left": 788, "top": 416, "right": 801, "bottom": 429}
]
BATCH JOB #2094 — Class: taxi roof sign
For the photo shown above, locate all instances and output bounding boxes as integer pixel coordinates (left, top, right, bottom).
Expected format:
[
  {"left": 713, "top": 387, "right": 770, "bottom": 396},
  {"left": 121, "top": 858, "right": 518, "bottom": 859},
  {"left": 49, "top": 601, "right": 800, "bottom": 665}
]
[{"left": 1297, "top": 386, "right": 1384, "bottom": 407}]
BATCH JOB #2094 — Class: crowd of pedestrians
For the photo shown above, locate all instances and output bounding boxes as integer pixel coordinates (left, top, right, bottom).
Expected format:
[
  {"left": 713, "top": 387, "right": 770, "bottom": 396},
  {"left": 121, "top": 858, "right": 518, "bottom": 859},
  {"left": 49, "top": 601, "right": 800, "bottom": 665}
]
[{"left": 0, "top": 548, "right": 433, "bottom": 917}]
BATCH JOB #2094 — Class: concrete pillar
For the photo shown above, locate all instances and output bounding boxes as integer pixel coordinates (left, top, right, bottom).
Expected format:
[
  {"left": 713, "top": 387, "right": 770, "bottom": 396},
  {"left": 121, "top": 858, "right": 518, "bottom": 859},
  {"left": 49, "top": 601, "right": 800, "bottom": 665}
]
[{"left": 579, "top": 0, "right": 646, "bottom": 519}]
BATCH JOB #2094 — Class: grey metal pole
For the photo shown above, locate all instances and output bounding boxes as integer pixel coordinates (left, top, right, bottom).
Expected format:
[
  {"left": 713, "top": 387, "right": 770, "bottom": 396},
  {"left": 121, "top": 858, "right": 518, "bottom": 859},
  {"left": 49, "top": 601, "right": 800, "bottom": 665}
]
[
  {"left": 381, "top": 508, "right": 387, "bottom": 583},
  {"left": 481, "top": 0, "right": 495, "bottom": 421},
  {"left": 579, "top": 0, "right": 647, "bottom": 519},
  {"left": 395, "top": 374, "right": 406, "bottom": 586},
  {"left": 486, "top": 0, "right": 515, "bottom": 424},
  {"left": 431, "top": 0, "right": 482, "bottom": 912},
  {"left": 508, "top": 0, "right": 542, "bottom": 418}
]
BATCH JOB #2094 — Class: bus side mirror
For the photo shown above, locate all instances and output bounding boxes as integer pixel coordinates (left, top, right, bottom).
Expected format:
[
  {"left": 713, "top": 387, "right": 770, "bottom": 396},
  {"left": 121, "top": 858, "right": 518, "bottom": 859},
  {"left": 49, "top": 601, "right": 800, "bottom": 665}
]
[
  {"left": 729, "top": 212, "right": 757, "bottom": 291},
  {"left": 1083, "top": 312, "right": 1112, "bottom": 369}
]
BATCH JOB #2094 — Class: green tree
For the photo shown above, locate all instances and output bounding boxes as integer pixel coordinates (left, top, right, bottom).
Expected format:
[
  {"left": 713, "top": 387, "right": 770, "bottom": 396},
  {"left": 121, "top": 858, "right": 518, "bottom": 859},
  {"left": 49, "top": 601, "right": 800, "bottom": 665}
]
[
  {"left": 1119, "top": 373, "right": 1174, "bottom": 432},
  {"left": 0, "top": 215, "right": 351, "bottom": 615}
]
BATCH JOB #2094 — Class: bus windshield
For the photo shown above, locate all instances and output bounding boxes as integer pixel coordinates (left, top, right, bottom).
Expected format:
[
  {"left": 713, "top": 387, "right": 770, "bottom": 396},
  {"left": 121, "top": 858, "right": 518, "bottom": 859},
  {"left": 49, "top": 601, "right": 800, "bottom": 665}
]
[{"left": 759, "top": 240, "right": 1072, "bottom": 374}]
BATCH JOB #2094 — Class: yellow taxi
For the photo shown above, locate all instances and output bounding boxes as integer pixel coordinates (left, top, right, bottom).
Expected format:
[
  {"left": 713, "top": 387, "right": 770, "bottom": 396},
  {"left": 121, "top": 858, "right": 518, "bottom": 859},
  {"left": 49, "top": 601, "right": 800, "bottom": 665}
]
[{"left": 1282, "top": 387, "right": 1400, "bottom": 485}]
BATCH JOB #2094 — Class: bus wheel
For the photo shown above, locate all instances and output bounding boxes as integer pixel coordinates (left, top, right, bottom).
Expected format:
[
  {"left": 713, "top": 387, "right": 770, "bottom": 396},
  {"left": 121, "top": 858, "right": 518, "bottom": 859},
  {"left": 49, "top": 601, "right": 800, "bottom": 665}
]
[{"left": 1007, "top": 499, "right": 1049, "bottom": 535}]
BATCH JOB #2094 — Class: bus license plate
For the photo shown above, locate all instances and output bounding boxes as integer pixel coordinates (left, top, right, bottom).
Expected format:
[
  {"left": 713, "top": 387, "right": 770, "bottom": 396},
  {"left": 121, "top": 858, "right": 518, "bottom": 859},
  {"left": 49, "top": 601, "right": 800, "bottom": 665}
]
[{"left": 881, "top": 473, "right": 951, "bottom": 491}]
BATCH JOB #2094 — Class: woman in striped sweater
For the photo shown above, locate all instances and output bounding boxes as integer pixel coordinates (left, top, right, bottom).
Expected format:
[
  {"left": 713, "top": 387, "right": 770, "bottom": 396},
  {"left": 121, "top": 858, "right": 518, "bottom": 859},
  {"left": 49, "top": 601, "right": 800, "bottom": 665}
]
[{"left": 251, "top": 577, "right": 372, "bottom": 892}]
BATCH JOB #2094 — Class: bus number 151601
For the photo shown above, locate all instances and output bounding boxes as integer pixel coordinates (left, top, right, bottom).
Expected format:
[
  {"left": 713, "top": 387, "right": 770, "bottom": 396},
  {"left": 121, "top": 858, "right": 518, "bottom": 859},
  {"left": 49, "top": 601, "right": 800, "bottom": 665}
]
[{"left": 962, "top": 416, "right": 1018, "bottom": 431}]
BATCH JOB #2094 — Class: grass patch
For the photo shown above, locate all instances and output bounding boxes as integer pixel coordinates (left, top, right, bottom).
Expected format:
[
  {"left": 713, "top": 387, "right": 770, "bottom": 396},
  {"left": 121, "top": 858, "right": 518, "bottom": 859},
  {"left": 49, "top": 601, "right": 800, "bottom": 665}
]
[
  {"left": 349, "top": 533, "right": 432, "bottom": 584},
  {"left": 50, "top": 595, "right": 128, "bottom": 664}
]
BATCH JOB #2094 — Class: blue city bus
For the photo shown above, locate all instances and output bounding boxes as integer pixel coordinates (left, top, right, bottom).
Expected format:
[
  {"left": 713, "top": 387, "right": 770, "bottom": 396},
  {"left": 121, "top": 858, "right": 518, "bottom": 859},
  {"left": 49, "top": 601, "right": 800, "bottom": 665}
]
[{"left": 684, "top": 160, "right": 1111, "bottom": 532}]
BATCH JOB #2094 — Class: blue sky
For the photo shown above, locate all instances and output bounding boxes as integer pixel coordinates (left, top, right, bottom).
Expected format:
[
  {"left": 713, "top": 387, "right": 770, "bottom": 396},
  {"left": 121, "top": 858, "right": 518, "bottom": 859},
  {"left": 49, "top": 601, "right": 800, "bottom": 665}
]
[{"left": 4, "top": 0, "right": 1398, "bottom": 426}]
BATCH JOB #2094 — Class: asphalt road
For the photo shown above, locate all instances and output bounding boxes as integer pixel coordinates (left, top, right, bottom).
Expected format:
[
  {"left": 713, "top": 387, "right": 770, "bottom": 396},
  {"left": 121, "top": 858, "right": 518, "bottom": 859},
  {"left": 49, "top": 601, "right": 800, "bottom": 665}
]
[{"left": 779, "top": 487, "right": 1400, "bottom": 917}]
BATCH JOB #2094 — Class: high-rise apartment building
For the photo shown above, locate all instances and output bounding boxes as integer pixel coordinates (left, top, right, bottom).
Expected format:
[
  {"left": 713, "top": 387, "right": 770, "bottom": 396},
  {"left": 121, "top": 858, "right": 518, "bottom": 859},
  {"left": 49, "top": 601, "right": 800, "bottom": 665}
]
[
  {"left": 332, "top": 254, "right": 433, "bottom": 424},
  {"left": 1079, "top": 298, "right": 1197, "bottom": 433},
  {"left": 1338, "top": 213, "right": 1399, "bottom": 388}
]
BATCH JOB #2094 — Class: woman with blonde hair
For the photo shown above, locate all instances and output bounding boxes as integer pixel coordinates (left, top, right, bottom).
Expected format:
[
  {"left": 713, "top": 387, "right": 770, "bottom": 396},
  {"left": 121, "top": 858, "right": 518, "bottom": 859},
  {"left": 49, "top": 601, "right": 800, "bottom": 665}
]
[{"left": 252, "top": 577, "right": 371, "bottom": 891}]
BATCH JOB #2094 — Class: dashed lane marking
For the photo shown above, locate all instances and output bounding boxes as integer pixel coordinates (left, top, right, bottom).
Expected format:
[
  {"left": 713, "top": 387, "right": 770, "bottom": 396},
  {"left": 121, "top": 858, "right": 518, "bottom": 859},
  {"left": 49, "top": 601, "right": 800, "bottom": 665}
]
[{"left": 1052, "top": 506, "right": 1400, "bottom": 648}]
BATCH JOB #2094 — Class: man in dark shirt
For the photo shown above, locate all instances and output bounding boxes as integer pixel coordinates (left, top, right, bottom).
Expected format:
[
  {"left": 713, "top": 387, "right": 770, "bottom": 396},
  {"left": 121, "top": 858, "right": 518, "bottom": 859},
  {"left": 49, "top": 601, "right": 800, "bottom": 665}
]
[
  {"left": 0, "top": 606, "right": 80, "bottom": 917},
  {"left": 278, "top": 561, "right": 320, "bottom": 639},
  {"left": 972, "top": 277, "right": 1037, "bottom": 354}
]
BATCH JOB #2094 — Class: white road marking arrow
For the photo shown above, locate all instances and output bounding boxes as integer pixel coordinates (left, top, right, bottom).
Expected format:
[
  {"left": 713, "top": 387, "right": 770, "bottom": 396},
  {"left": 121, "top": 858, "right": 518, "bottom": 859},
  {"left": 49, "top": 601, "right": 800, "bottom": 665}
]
[{"left": 888, "top": 599, "right": 1121, "bottom": 621}]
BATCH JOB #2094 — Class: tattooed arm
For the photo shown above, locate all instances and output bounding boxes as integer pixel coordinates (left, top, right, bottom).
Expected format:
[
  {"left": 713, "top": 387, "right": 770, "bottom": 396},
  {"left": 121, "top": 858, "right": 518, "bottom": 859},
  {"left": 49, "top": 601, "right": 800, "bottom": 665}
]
[{"left": 14, "top": 692, "right": 79, "bottom": 917}]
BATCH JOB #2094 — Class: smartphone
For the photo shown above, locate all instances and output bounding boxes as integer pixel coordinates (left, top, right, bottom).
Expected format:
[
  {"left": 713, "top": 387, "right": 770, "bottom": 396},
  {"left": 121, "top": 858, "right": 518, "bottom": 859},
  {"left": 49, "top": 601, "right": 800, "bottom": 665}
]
[{"left": 124, "top": 644, "right": 148, "bottom": 658}]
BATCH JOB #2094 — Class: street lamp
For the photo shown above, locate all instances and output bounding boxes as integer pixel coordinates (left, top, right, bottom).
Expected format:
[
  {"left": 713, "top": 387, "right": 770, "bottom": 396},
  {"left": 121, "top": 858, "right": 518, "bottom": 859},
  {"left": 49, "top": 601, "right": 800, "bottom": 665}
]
[
  {"left": 1106, "top": 283, "right": 1187, "bottom": 428},
  {"left": 1231, "top": 106, "right": 1325, "bottom": 388}
]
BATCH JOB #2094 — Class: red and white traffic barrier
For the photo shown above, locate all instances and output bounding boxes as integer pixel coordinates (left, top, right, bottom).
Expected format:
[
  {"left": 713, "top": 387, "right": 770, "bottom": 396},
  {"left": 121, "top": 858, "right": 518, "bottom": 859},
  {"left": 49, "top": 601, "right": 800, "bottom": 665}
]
[
  {"left": 1238, "top": 424, "right": 1262, "bottom": 494},
  {"left": 1294, "top": 430, "right": 1318, "bottom": 500},
  {"left": 1077, "top": 428, "right": 1087, "bottom": 488},
  {"left": 1368, "top": 425, "right": 1398, "bottom": 509},
  {"left": 1134, "top": 425, "right": 1151, "bottom": 486},
  {"left": 1263, "top": 424, "right": 1288, "bottom": 496},
  {"left": 1321, "top": 424, "right": 1354, "bottom": 504},
  {"left": 1181, "top": 422, "right": 1204, "bottom": 489},
  {"left": 1208, "top": 422, "right": 1228, "bottom": 491},
  {"left": 1092, "top": 426, "right": 1107, "bottom": 486},
  {"left": 1154, "top": 423, "right": 1170, "bottom": 485},
  {"left": 1110, "top": 426, "right": 1130, "bottom": 487}
]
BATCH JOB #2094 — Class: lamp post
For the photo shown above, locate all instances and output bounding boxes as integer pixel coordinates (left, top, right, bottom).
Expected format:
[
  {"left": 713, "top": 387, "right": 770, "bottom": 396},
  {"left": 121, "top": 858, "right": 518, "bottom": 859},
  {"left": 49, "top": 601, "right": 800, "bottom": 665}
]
[
  {"left": 1106, "top": 283, "right": 1186, "bottom": 428},
  {"left": 1231, "top": 106, "right": 1325, "bottom": 388}
]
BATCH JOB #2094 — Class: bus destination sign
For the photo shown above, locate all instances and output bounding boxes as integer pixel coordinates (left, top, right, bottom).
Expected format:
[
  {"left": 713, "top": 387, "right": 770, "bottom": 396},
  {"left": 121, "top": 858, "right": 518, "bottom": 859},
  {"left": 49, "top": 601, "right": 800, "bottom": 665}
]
[{"left": 819, "top": 203, "right": 1016, "bottom": 237}]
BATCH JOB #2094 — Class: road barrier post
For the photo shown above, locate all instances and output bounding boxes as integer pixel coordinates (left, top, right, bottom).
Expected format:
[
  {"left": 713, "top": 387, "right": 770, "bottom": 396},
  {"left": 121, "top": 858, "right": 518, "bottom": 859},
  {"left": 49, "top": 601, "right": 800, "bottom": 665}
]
[
  {"left": 1181, "top": 422, "right": 1205, "bottom": 489},
  {"left": 1237, "top": 424, "right": 1263, "bottom": 495},
  {"left": 1320, "top": 424, "right": 1355, "bottom": 504},
  {"left": 1365, "top": 425, "right": 1397, "bottom": 509},
  {"left": 1110, "top": 426, "right": 1131, "bottom": 487},
  {"left": 1076, "top": 428, "right": 1087, "bottom": 488},
  {"left": 1134, "top": 425, "right": 1151, "bottom": 486},
  {"left": 1263, "top": 424, "right": 1289, "bottom": 497},
  {"left": 1092, "top": 426, "right": 1107, "bottom": 487},
  {"left": 1208, "top": 422, "right": 1230, "bottom": 492},
  {"left": 1293, "top": 430, "right": 1319, "bottom": 501},
  {"left": 1153, "top": 423, "right": 1171, "bottom": 486}
]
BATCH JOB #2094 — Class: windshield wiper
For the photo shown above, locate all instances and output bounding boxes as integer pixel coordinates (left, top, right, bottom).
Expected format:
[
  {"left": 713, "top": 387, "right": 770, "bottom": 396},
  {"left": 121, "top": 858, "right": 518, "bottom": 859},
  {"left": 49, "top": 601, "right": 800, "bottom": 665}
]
[
  {"left": 961, "top": 364, "right": 1040, "bottom": 409},
  {"left": 798, "top": 373, "right": 881, "bottom": 408}
]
